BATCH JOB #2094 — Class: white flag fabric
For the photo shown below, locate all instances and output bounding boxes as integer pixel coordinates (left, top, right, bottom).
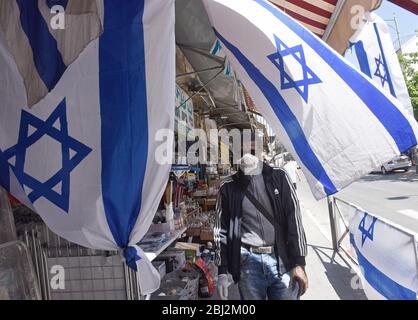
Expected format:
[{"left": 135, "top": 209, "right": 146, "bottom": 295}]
[
  {"left": 0, "top": 0, "right": 175, "bottom": 294},
  {"left": 344, "top": 205, "right": 418, "bottom": 300},
  {"left": 349, "top": 12, "right": 413, "bottom": 116},
  {"left": 0, "top": 0, "right": 104, "bottom": 107},
  {"left": 203, "top": 0, "right": 418, "bottom": 200}
]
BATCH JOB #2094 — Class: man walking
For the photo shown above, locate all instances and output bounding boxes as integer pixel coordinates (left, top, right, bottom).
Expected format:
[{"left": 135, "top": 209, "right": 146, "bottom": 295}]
[
  {"left": 215, "top": 138, "right": 308, "bottom": 300},
  {"left": 283, "top": 158, "right": 301, "bottom": 190}
]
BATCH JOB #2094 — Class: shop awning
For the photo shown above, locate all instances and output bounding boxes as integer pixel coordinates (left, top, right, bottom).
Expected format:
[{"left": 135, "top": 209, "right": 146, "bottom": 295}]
[
  {"left": 269, "top": 0, "right": 339, "bottom": 37},
  {"left": 269, "top": 0, "right": 383, "bottom": 54},
  {"left": 176, "top": 0, "right": 252, "bottom": 130}
]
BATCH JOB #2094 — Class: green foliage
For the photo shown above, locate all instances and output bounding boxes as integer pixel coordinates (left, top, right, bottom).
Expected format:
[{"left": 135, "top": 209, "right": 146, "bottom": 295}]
[{"left": 398, "top": 44, "right": 418, "bottom": 120}]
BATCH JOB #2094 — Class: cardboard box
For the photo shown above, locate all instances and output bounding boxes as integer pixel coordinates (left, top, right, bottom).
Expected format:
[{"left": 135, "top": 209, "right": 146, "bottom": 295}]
[
  {"left": 200, "top": 228, "right": 214, "bottom": 241},
  {"left": 174, "top": 242, "right": 200, "bottom": 254},
  {"left": 186, "top": 227, "right": 201, "bottom": 237},
  {"left": 208, "top": 178, "right": 221, "bottom": 190}
]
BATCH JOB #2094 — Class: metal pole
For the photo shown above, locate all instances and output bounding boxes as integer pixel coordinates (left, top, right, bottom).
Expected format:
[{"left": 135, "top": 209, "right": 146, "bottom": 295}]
[
  {"left": 327, "top": 196, "right": 338, "bottom": 251},
  {"left": 176, "top": 66, "right": 225, "bottom": 110},
  {"left": 414, "top": 147, "right": 418, "bottom": 174},
  {"left": 393, "top": 14, "right": 402, "bottom": 54},
  {"left": 413, "top": 236, "right": 418, "bottom": 287},
  {"left": 123, "top": 264, "right": 132, "bottom": 300},
  {"left": 0, "top": 187, "right": 17, "bottom": 244},
  {"left": 176, "top": 65, "right": 224, "bottom": 79},
  {"left": 322, "top": 0, "right": 347, "bottom": 42}
]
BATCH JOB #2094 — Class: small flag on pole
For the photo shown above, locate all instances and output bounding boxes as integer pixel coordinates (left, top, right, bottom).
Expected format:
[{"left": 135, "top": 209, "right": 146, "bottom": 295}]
[{"left": 349, "top": 12, "right": 414, "bottom": 116}]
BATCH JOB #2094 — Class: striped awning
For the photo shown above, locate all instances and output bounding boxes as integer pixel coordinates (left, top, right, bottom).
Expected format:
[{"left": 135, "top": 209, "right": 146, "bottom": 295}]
[{"left": 269, "top": 0, "right": 338, "bottom": 37}]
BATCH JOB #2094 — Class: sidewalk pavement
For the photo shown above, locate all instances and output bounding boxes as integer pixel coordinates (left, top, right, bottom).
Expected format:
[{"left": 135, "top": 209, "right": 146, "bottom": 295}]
[
  {"left": 297, "top": 170, "right": 366, "bottom": 300},
  {"left": 301, "top": 210, "right": 366, "bottom": 300}
]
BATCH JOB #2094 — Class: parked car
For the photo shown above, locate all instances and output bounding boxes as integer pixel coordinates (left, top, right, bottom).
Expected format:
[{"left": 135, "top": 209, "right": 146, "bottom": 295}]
[{"left": 380, "top": 155, "right": 412, "bottom": 174}]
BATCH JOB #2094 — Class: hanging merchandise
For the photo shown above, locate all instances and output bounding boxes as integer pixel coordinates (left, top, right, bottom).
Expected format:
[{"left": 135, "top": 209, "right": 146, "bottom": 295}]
[{"left": 194, "top": 257, "right": 214, "bottom": 298}]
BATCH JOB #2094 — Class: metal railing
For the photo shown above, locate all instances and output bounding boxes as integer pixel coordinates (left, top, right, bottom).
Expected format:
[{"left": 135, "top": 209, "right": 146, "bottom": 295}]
[
  {"left": 328, "top": 196, "right": 418, "bottom": 275},
  {"left": 17, "top": 222, "right": 142, "bottom": 300},
  {"left": 7, "top": 199, "right": 143, "bottom": 300},
  {"left": 0, "top": 240, "right": 41, "bottom": 300}
]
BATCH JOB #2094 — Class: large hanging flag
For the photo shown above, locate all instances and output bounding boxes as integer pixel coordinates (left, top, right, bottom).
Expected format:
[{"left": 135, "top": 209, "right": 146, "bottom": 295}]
[
  {"left": 0, "top": 0, "right": 104, "bottom": 108},
  {"left": 344, "top": 205, "right": 418, "bottom": 300},
  {"left": 349, "top": 12, "right": 414, "bottom": 116},
  {"left": 0, "top": 0, "right": 175, "bottom": 294},
  {"left": 203, "top": 0, "right": 418, "bottom": 200}
]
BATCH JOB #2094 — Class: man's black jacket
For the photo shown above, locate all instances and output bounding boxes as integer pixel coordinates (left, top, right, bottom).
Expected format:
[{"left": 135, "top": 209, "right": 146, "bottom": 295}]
[{"left": 214, "top": 163, "right": 307, "bottom": 283}]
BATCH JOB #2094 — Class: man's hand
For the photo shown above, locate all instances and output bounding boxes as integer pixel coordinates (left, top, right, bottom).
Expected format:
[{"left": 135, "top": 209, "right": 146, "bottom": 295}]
[
  {"left": 218, "top": 274, "right": 231, "bottom": 300},
  {"left": 291, "top": 266, "right": 308, "bottom": 298}
]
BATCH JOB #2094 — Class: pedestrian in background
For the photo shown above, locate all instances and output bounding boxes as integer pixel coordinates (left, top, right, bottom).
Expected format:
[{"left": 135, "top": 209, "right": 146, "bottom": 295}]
[{"left": 283, "top": 158, "right": 301, "bottom": 191}]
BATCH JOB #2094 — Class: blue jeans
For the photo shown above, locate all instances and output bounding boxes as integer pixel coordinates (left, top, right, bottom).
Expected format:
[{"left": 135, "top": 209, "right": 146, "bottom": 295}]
[{"left": 238, "top": 247, "right": 299, "bottom": 300}]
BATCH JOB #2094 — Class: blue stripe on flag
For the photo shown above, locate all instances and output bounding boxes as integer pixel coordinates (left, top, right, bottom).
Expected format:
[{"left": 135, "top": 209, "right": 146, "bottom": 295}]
[
  {"left": 99, "top": 0, "right": 148, "bottom": 248},
  {"left": 373, "top": 23, "right": 397, "bottom": 98},
  {"left": 352, "top": 41, "right": 372, "bottom": 78},
  {"left": 350, "top": 234, "right": 417, "bottom": 300},
  {"left": 16, "top": 0, "right": 67, "bottom": 91},
  {"left": 254, "top": 0, "right": 417, "bottom": 153},
  {"left": 46, "top": 0, "right": 69, "bottom": 10},
  {"left": 0, "top": 149, "right": 10, "bottom": 191},
  {"left": 213, "top": 29, "right": 337, "bottom": 196}
]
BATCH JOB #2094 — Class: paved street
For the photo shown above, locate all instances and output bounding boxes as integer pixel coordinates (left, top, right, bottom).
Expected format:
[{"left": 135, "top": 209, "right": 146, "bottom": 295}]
[{"left": 297, "top": 167, "right": 418, "bottom": 236}]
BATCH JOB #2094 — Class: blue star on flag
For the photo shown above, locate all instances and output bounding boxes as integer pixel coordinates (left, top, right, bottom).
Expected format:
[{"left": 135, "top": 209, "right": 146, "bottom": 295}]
[
  {"left": 268, "top": 35, "right": 322, "bottom": 103},
  {"left": 358, "top": 212, "right": 378, "bottom": 247},
  {"left": 374, "top": 54, "right": 388, "bottom": 87},
  {"left": 3, "top": 98, "right": 92, "bottom": 213}
]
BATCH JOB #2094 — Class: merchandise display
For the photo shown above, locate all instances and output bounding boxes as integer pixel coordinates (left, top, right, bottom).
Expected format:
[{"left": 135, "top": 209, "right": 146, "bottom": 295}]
[
  {"left": 152, "top": 279, "right": 189, "bottom": 300},
  {"left": 195, "top": 257, "right": 215, "bottom": 298},
  {"left": 155, "top": 248, "right": 186, "bottom": 272},
  {"left": 185, "top": 210, "right": 216, "bottom": 241},
  {"left": 143, "top": 161, "right": 233, "bottom": 299},
  {"left": 138, "top": 232, "right": 175, "bottom": 253}
]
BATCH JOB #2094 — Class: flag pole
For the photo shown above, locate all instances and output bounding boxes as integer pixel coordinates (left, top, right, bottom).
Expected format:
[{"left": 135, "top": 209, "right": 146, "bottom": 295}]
[{"left": 327, "top": 196, "right": 338, "bottom": 251}]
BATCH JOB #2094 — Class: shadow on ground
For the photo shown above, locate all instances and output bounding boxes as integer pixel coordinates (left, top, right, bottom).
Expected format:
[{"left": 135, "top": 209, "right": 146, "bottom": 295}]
[{"left": 308, "top": 244, "right": 367, "bottom": 300}]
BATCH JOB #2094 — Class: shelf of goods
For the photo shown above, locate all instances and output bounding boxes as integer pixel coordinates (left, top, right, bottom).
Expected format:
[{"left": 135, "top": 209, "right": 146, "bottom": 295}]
[{"left": 141, "top": 226, "right": 188, "bottom": 262}]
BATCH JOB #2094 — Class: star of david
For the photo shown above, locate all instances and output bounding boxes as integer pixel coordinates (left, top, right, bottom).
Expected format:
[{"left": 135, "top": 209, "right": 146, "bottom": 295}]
[
  {"left": 374, "top": 54, "right": 388, "bottom": 87},
  {"left": 3, "top": 98, "right": 92, "bottom": 213},
  {"left": 358, "top": 213, "right": 378, "bottom": 247},
  {"left": 268, "top": 35, "right": 322, "bottom": 103}
]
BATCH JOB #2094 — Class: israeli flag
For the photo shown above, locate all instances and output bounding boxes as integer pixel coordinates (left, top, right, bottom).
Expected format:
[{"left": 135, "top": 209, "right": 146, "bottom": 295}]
[
  {"left": 0, "top": 0, "right": 175, "bottom": 294},
  {"left": 346, "top": 206, "right": 418, "bottom": 300},
  {"left": 203, "top": 0, "right": 418, "bottom": 199},
  {"left": 0, "top": 0, "right": 104, "bottom": 107},
  {"left": 348, "top": 12, "right": 414, "bottom": 116}
]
